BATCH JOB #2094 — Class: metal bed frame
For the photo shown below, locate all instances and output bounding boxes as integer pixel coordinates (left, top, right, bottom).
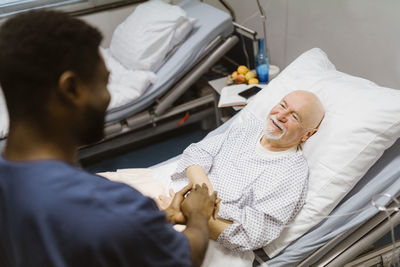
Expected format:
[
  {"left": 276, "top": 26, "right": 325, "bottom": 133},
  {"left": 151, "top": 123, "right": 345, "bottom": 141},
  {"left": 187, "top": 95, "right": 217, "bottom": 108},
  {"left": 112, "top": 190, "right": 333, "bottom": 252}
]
[{"left": 297, "top": 192, "right": 400, "bottom": 266}]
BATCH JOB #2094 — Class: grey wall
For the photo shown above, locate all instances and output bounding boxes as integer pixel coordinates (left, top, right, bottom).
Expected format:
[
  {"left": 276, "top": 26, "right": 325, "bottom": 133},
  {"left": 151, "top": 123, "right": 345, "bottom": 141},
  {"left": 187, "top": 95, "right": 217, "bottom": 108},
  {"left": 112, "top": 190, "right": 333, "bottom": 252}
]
[
  {"left": 79, "top": 4, "right": 138, "bottom": 47},
  {"left": 204, "top": 0, "right": 400, "bottom": 89},
  {"left": 79, "top": 0, "right": 400, "bottom": 88}
]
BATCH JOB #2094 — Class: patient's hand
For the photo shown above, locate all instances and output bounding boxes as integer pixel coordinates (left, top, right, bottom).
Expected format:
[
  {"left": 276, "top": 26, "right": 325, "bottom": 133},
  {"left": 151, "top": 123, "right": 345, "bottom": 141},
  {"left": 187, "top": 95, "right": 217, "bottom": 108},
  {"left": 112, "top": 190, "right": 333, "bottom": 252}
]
[
  {"left": 157, "top": 189, "right": 175, "bottom": 210},
  {"left": 164, "top": 184, "right": 193, "bottom": 224}
]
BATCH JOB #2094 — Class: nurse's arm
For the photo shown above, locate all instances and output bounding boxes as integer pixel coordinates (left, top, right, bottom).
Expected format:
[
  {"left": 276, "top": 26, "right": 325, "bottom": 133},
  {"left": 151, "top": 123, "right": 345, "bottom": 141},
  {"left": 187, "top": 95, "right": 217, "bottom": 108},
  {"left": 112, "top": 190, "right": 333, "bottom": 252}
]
[
  {"left": 182, "top": 184, "right": 217, "bottom": 267},
  {"left": 165, "top": 183, "right": 217, "bottom": 267}
]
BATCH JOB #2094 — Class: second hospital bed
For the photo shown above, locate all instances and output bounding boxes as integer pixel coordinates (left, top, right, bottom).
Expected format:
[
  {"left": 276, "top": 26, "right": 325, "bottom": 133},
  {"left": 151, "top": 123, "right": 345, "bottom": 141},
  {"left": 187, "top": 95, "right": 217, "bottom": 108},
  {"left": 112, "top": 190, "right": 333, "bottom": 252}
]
[
  {"left": 0, "top": 0, "right": 239, "bottom": 158},
  {"left": 79, "top": 0, "right": 238, "bottom": 161},
  {"left": 145, "top": 48, "right": 400, "bottom": 266}
]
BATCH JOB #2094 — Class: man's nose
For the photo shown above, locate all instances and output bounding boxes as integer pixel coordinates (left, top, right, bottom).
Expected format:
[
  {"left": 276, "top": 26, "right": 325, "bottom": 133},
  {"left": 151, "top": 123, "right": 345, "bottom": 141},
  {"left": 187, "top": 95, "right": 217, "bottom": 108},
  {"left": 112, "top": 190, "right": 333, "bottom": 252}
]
[{"left": 276, "top": 110, "right": 288, "bottom": 122}]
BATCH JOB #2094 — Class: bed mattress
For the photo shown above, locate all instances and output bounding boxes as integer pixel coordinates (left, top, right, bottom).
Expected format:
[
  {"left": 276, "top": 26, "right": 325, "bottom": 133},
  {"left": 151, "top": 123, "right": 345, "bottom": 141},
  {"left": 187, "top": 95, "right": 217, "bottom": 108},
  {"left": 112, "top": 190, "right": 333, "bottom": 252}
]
[
  {"left": 150, "top": 113, "right": 400, "bottom": 266},
  {"left": 265, "top": 137, "right": 400, "bottom": 266},
  {"left": 104, "top": 0, "right": 233, "bottom": 124}
]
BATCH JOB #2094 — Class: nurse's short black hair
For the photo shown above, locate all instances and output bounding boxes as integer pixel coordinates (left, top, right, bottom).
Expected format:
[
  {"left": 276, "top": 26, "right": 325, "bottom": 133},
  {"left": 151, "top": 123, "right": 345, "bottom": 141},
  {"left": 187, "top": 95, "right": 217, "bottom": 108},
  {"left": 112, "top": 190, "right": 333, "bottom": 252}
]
[{"left": 0, "top": 10, "right": 102, "bottom": 121}]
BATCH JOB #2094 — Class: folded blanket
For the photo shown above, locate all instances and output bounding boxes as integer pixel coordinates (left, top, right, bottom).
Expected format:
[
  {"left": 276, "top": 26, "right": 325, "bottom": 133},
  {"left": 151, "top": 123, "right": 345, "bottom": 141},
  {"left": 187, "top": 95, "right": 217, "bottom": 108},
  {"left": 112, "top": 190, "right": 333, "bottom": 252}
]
[{"left": 97, "top": 168, "right": 165, "bottom": 200}]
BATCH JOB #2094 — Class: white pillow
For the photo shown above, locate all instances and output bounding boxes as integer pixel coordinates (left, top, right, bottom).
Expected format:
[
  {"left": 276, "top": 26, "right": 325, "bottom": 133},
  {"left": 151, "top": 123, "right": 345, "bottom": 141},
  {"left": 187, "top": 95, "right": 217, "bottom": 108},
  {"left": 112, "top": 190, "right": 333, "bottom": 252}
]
[
  {"left": 100, "top": 48, "right": 156, "bottom": 110},
  {"left": 242, "top": 48, "right": 400, "bottom": 257},
  {"left": 109, "top": 0, "right": 196, "bottom": 72}
]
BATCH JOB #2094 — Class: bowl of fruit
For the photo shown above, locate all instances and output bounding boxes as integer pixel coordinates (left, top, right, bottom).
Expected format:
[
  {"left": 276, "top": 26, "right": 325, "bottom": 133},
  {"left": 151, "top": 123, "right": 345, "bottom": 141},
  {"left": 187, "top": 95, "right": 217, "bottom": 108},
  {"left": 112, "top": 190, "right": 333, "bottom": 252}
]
[{"left": 226, "top": 65, "right": 259, "bottom": 85}]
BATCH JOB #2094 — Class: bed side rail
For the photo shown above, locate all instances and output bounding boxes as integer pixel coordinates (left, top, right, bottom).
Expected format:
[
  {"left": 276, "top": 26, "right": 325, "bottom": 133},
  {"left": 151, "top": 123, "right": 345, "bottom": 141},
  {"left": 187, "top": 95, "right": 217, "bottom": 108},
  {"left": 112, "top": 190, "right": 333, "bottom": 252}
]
[
  {"left": 322, "top": 210, "right": 400, "bottom": 267},
  {"left": 153, "top": 35, "right": 238, "bottom": 116},
  {"left": 298, "top": 192, "right": 400, "bottom": 266}
]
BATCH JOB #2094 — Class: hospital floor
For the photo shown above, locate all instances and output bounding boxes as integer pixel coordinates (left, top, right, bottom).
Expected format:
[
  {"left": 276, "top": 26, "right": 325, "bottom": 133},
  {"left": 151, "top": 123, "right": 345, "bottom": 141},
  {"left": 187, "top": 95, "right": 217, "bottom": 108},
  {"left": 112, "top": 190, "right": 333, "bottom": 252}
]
[{"left": 84, "top": 124, "right": 210, "bottom": 173}]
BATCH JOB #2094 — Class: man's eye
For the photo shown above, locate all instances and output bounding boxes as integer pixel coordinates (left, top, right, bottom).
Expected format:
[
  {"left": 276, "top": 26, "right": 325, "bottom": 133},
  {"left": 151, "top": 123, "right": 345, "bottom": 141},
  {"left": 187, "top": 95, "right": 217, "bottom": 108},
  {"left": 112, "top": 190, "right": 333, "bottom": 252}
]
[
  {"left": 280, "top": 103, "right": 285, "bottom": 108},
  {"left": 292, "top": 114, "right": 299, "bottom": 121}
]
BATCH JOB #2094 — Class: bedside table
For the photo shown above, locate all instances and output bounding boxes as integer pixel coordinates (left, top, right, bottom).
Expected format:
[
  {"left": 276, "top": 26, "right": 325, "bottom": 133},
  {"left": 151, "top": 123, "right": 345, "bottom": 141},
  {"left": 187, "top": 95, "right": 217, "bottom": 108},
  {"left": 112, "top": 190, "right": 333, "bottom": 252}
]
[
  {"left": 208, "top": 76, "right": 239, "bottom": 126},
  {"left": 208, "top": 64, "right": 280, "bottom": 126}
]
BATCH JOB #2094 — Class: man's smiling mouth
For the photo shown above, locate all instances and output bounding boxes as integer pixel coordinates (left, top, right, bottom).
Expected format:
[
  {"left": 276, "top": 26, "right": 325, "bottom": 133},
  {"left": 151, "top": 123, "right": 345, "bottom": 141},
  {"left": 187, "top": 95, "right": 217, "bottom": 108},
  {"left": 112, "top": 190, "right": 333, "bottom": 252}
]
[{"left": 271, "top": 118, "right": 282, "bottom": 131}]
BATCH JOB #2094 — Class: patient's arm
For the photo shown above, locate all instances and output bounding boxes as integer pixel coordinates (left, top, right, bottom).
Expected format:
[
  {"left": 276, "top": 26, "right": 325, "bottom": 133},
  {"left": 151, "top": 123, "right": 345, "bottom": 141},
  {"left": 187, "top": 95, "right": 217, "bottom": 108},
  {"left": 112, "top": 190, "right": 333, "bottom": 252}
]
[
  {"left": 183, "top": 166, "right": 231, "bottom": 240},
  {"left": 172, "top": 127, "right": 233, "bottom": 182},
  {"left": 185, "top": 165, "right": 214, "bottom": 193},
  {"left": 208, "top": 217, "right": 233, "bottom": 240}
]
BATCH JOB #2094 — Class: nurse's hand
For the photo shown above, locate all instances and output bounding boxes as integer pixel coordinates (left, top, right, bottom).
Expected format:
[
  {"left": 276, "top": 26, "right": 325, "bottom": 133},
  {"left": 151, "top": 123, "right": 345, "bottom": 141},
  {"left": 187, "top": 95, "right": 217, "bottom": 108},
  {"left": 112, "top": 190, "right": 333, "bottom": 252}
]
[
  {"left": 164, "top": 183, "right": 193, "bottom": 224},
  {"left": 181, "top": 183, "right": 217, "bottom": 221},
  {"left": 181, "top": 184, "right": 218, "bottom": 267}
]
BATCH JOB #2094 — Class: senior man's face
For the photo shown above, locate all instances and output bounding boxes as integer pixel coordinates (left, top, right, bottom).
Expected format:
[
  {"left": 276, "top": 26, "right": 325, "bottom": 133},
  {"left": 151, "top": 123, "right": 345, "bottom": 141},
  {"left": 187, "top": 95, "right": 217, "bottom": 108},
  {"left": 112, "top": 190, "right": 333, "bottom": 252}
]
[{"left": 264, "top": 91, "right": 316, "bottom": 148}]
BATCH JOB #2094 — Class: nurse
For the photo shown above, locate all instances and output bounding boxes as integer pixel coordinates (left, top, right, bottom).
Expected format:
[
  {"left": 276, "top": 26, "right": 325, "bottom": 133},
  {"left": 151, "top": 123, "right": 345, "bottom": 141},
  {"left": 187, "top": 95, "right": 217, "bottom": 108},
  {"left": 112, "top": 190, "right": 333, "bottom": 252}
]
[{"left": 0, "top": 10, "right": 217, "bottom": 267}]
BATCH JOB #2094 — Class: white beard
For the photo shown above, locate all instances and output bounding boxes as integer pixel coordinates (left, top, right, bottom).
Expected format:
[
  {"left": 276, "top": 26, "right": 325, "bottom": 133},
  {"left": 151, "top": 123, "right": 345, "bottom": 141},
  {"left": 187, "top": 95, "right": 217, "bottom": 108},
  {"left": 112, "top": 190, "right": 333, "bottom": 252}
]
[{"left": 263, "top": 115, "right": 287, "bottom": 140}]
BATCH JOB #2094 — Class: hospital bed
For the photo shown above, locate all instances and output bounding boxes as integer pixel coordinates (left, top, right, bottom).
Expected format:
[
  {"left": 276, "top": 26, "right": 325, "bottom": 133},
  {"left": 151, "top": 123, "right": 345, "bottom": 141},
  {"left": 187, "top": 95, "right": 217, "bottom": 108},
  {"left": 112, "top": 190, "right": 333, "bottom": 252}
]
[
  {"left": 0, "top": 0, "right": 239, "bottom": 158},
  {"left": 78, "top": 0, "right": 239, "bottom": 161},
  {"left": 147, "top": 48, "right": 400, "bottom": 266},
  {"left": 150, "top": 122, "right": 400, "bottom": 267}
]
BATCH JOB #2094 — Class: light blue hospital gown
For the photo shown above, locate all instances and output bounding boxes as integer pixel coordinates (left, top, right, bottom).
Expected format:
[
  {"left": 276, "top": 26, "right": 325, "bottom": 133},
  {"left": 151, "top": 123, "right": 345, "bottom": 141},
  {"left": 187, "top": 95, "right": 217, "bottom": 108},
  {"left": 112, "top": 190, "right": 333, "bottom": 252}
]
[{"left": 171, "top": 116, "right": 309, "bottom": 252}]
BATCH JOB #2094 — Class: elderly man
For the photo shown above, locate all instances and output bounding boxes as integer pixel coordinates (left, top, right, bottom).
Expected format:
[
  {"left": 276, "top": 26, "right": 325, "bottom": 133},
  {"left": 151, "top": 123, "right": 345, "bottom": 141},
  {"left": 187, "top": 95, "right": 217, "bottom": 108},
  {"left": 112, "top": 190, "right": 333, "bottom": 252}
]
[
  {"left": 0, "top": 10, "right": 217, "bottom": 267},
  {"left": 169, "top": 90, "right": 325, "bottom": 252}
]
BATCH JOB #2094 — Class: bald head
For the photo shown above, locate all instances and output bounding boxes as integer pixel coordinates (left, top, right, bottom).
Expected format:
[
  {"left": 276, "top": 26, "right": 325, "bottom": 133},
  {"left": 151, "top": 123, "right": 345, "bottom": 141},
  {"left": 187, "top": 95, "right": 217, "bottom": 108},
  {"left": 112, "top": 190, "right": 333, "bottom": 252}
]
[
  {"left": 287, "top": 90, "right": 325, "bottom": 130},
  {"left": 262, "top": 90, "right": 325, "bottom": 151}
]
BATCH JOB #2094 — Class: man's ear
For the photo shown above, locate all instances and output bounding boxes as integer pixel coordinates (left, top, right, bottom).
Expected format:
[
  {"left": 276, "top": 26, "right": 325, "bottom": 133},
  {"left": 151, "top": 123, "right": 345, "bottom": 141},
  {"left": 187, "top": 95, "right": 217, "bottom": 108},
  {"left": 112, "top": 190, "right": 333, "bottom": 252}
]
[
  {"left": 57, "top": 71, "right": 82, "bottom": 106},
  {"left": 301, "top": 128, "right": 317, "bottom": 143}
]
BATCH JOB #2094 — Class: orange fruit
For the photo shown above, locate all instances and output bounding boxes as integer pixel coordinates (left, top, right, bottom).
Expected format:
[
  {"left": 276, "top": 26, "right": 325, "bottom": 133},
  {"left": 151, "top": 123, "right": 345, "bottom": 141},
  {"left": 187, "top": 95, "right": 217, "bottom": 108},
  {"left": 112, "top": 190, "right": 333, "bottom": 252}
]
[
  {"left": 237, "top": 65, "right": 249, "bottom": 75},
  {"left": 248, "top": 78, "right": 259, "bottom": 84}
]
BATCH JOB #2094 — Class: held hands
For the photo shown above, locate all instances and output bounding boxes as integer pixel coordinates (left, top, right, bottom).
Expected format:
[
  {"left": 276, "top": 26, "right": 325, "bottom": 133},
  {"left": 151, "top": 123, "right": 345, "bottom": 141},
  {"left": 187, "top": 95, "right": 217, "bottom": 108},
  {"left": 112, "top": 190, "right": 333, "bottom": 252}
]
[
  {"left": 165, "top": 183, "right": 193, "bottom": 224},
  {"left": 164, "top": 183, "right": 220, "bottom": 224},
  {"left": 181, "top": 184, "right": 218, "bottom": 222}
]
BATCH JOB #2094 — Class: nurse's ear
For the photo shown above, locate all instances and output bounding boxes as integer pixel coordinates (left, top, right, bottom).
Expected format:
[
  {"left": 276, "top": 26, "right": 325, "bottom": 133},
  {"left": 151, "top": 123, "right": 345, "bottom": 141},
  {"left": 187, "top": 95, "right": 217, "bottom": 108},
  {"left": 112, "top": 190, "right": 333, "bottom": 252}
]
[{"left": 57, "top": 71, "right": 85, "bottom": 107}]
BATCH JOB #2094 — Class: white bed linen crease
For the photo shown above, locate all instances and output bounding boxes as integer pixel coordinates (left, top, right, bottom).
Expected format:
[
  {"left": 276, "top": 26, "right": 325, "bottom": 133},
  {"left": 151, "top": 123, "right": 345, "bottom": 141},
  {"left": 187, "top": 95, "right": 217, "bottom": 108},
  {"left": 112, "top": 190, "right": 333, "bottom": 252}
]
[{"left": 100, "top": 48, "right": 156, "bottom": 110}]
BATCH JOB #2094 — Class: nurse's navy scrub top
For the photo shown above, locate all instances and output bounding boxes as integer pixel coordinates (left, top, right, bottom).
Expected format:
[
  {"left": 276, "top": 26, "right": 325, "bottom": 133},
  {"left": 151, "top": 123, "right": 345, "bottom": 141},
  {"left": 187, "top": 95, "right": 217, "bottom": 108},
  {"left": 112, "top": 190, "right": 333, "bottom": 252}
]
[{"left": 0, "top": 156, "right": 191, "bottom": 267}]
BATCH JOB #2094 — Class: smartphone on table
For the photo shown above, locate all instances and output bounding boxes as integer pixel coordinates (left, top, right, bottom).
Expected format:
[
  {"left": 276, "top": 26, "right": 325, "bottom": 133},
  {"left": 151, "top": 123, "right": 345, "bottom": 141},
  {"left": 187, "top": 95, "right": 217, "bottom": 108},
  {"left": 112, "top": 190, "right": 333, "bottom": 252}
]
[{"left": 238, "top": 86, "right": 263, "bottom": 99}]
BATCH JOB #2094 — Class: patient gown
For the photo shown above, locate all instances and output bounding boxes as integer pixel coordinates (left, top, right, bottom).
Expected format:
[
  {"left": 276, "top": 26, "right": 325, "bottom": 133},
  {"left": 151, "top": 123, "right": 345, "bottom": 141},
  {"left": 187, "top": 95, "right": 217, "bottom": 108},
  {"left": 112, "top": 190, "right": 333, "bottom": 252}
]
[
  {"left": 171, "top": 115, "right": 309, "bottom": 252},
  {"left": 0, "top": 156, "right": 190, "bottom": 267}
]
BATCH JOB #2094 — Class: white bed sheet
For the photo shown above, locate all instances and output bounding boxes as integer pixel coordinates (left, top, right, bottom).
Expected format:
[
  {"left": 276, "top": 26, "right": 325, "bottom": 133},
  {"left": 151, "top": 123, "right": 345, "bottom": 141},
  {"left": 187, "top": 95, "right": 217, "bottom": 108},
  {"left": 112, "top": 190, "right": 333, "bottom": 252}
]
[{"left": 101, "top": 48, "right": 157, "bottom": 110}]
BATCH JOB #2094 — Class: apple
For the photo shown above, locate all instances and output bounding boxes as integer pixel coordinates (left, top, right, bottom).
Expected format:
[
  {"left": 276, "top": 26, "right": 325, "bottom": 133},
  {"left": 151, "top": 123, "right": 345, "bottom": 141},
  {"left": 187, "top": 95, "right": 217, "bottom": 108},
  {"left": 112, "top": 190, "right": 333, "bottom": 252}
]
[{"left": 236, "top": 73, "right": 245, "bottom": 83}]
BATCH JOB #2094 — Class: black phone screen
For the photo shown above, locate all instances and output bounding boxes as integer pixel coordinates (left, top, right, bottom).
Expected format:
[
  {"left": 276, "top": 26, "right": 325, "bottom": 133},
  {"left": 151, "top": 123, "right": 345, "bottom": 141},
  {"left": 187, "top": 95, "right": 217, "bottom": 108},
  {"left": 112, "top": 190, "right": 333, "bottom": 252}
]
[{"left": 238, "top": 86, "right": 262, "bottom": 99}]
